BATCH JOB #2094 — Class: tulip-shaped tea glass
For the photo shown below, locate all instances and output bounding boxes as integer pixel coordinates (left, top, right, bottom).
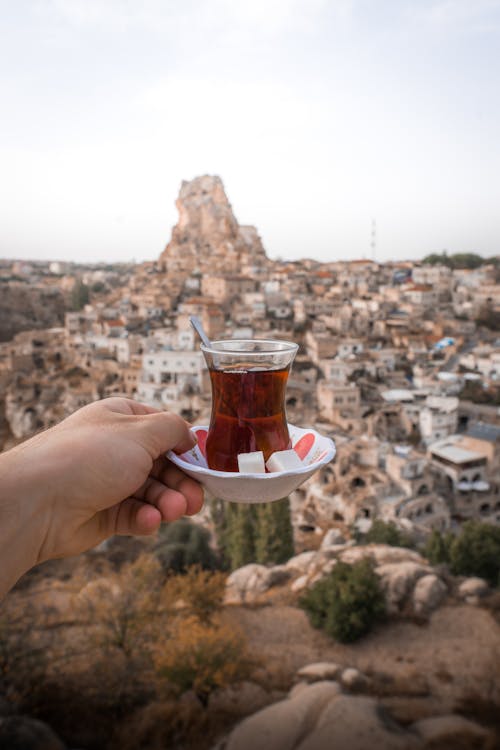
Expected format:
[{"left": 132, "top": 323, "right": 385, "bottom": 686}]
[{"left": 201, "top": 339, "right": 299, "bottom": 472}]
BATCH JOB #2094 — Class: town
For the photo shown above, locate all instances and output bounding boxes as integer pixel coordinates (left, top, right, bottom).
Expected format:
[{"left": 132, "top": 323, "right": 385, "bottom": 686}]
[{"left": 0, "top": 174, "right": 499, "bottom": 545}]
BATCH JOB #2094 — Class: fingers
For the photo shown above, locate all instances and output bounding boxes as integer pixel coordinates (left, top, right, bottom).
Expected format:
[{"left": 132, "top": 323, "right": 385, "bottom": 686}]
[
  {"left": 112, "top": 497, "right": 163, "bottom": 536},
  {"left": 154, "top": 461, "right": 204, "bottom": 516},
  {"left": 135, "top": 469, "right": 204, "bottom": 518},
  {"left": 130, "top": 411, "right": 197, "bottom": 459}
]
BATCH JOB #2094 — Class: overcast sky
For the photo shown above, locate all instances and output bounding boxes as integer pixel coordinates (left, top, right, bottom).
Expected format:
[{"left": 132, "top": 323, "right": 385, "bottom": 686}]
[{"left": 1, "top": 0, "right": 499, "bottom": 264}]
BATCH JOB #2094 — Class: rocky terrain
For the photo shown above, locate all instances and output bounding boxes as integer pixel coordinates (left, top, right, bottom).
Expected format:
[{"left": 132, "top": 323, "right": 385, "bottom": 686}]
[{"left": 1, "top": 538, "right": 499, "bottom": 750}]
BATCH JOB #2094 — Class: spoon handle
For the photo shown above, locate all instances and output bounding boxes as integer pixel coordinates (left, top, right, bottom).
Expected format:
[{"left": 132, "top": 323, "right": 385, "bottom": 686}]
[{"left": 190, "top": 316, "right": 212, "bottom": 348}]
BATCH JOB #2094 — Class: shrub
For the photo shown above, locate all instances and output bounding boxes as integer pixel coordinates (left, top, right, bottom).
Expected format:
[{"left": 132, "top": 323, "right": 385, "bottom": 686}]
[
  {"left": 423, "top": 529, "right": 454, "bottom": 565},
  {"left": 356, "top": 519, "right": 414, "bottom": 549},
  {"left": 162, "top": 566, "right": 227, "bottom": 624},
  {"left": 449, "top": 522, "right": 500, "bottom": 587},
  {"left": 153, "top": 615, "right": 251, "bottom": 705},
  {"left": 300, "top": 559, "right": 386, "bottom": 643},
  {"left": 154, "top": 519, "right": 218, "bottom": 573}
]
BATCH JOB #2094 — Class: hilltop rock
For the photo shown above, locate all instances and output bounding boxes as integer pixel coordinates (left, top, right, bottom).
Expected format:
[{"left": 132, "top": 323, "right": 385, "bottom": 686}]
[{"left": 159, "top": 175, "right": 268, "bottom": 274}]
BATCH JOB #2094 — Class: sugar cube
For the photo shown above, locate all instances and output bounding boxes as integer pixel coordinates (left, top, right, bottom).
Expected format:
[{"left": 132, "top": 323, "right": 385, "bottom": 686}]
[
  {"left": 237, "top": 451, "right": 266, "bottom": 473},
  {"left": 266, "top": 449, "right": 303, "bottom": 473}
]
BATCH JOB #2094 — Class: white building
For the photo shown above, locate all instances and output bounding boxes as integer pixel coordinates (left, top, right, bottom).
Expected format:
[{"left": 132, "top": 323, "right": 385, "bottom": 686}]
[
  {"left": 419, "top": 396, "right": 458, "bottom": 446},
  {"left": 137, "top": 349, "right": 207, "bottom": 408}
]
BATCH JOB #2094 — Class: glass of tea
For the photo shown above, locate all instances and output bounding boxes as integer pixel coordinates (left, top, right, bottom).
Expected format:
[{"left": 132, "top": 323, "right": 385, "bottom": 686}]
[{"left": 201, "top": 339, "right": 299, "bottom": 472}]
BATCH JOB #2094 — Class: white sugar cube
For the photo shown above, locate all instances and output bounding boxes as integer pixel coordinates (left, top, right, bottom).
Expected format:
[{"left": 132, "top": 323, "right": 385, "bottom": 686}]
[
  {"left": 237, "top": 451, "right": 266, "bottom": 473},
  {"left": 266, "top": 449, "right": 303, "bottom": 473}
]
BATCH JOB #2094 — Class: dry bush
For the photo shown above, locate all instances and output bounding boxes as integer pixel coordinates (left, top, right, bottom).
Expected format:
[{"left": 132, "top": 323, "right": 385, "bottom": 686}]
[
  {"left": 0, "top": 602, "right": 48, "bottom": 707},
  {"left": 109, "top": 698, "right": 222, "bottom": 750},
  {"left": 153, "top": 615, "right": 252, "bottom": 705},
  {"left": 77, "top": 553, "right": 165, "bottom": 659},
  {"left": 162, "top": 566, "right": 227, "bottom": 624}
]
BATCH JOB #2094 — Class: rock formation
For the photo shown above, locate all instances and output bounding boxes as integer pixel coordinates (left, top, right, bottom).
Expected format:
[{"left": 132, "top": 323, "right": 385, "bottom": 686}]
[{"left": 159, "top": 175, "right": 268, "bottom": 274}]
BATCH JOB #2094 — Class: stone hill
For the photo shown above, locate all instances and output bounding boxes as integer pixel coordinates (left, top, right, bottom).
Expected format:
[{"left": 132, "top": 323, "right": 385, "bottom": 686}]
[{"left": 159, "top": 175, "right": 268, "bottom": 274}]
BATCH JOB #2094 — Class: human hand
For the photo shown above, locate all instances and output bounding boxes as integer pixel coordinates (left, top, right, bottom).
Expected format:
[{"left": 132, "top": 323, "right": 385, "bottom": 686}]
[{"left": 0, "top": 398, "right": 204, "bottom": 596}]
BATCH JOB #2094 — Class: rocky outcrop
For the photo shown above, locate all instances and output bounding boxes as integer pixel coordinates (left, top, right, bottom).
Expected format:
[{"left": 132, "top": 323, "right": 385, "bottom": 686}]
[
  {"left": 159, "top": 175, "right": 268, "bottom": 274},
  {"left": 225, "top": 563, "right": 291, "bottom": 604},
  {"left": 218, "top": 677, "right": 495, "bottom": 750},
  {"left": 225, "top": 544, "right": 449, "bottom": 618}
]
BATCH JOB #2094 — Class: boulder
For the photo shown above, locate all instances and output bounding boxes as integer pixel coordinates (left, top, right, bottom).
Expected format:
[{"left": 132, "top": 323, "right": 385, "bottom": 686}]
[
  {"left": 340, "top": 545, "right": 425, "bottom": 567},
  {"left": 223, "top": 683, "right": 423, "bottom": 750},
  {"left": 412, "top": 714, "right": 494, "bottom": 749},
  {"left": 296, "top": 695, "right": 421, "bottom": 750},
  {"left": 225, "top": 564, "right": 273, "bottom": 604},
  {"left": 375, "top": 562, "right": 432, "bottom": 613},
  {"left": 412, "top": 575, "right": 447, "bottom": 617},
  {"left": 296, "top": 662, "right": 343, "bottom": 683},
  {"left": 224, "top": 681, "right": 342, "bottom": 750},
  {"left": 291, "top": 575, "right": 309, "bottom": 593},
  {"left": 285, "top": 551, "right": 318, "bottom": 574},
  {"left": 341, "top": 668, "right": 367, "bottom": 691},
  {"left": 458, "top": 578, "right": 489, "bottom": 599},
  {"left": 0, "top": 716, "right": 66, "bottom": 750},
  {"left": 320, "top": 529, "right": 346, "bottom": 549},
  {"left": 208, "top": 681, "right": 271, "bottom": 716}
]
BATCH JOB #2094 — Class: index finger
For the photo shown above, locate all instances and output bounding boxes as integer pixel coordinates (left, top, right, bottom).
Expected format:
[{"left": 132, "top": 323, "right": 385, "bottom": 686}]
[{"left": 131, "top": 411, "right": 196, "bottom": 459}]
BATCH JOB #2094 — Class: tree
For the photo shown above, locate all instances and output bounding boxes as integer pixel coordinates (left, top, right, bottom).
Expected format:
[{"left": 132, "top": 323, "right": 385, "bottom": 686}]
[
  {"left": 223, "top": 503, "right": 257, "bottom": 570},
  {"left": 356, "top": 519, "right": 414, "bottom": 548},
  {"left": 255, "top": 498, "right": 294, "bottom": 565},
  {"left": 300, "top": 559, "right": 386, "bottom": 643},
  {"left": 423, "top": 529, "right": 453, "bottom": 565},
  {"left": 71, "top": 278, "right": 90, "bottom": 311},
  {"left": 449, "top": 522, "right": 500, "bottom": 587},
  {"left": 154, "top": 519, "right": 218, "bottom": 573}
]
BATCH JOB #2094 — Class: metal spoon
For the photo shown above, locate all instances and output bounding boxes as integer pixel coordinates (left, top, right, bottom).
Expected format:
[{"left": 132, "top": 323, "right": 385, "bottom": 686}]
[{"left": 190, "top": 316, "right": 211, "bottom": 348}]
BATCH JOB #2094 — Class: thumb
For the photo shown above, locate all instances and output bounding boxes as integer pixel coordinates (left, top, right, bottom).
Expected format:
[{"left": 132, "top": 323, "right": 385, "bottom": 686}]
[{"left": 127, "top": 411, "right": 196, "bottom": 459}]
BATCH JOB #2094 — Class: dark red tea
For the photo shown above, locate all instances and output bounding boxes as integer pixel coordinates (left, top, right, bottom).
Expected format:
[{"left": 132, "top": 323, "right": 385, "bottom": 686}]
[{"left": 206, "top": 367, "right": 291, "bottom": 472}]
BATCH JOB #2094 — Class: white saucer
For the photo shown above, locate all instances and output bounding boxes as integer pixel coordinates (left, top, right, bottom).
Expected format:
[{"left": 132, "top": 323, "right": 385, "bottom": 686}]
[{"left": 167, "top": 423, "right": 336, "bottom": 503}]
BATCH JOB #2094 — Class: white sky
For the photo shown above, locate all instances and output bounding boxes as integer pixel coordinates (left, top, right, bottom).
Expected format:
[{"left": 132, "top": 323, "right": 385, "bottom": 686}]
[{"left": 1, "top": 0, "right": 499, "bottom": 264}]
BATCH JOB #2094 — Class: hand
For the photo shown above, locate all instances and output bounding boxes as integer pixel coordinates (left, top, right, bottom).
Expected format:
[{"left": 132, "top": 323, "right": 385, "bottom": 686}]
[{"left": 0, "top": 398, "right": 204, "bottom": 596}]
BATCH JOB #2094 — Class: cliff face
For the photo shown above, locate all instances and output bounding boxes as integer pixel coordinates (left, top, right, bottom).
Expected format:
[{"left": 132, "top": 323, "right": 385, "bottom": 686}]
[
  {"left": 159, "top": 175, "right": 268, "bottom": 273},
  {"left": 0, "top": 283, "right": 66, "bottom": 342}
]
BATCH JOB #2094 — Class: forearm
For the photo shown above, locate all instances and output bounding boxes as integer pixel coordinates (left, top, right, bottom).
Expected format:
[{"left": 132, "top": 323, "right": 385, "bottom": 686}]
[{"left": 0, "top": 435, "right": 55, "bottom": 598}]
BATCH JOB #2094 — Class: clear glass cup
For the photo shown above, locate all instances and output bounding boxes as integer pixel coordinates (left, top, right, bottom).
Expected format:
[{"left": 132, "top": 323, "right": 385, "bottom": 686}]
[{"left": 201, "top": 339, "right": 299, "bottom": 472}]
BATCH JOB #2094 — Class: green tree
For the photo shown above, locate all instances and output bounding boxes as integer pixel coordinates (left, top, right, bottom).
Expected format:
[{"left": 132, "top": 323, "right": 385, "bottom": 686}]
[
  {"left": 255, "top": 498, "right": 294, "bottom": 565},
  {"left": 422, "top": 252, "right": 484, "bottom": 270},
  {"left": 423, "top": 529, "right": 453, "bottom": 565},
  {"left": 449, "top": 522, "right": 500, "bottom": 587},
  {"left": 300, "top": 559, "right": 386, "bottom": 643},
  {"left": 154, "top": 519, "right": 218, "bottom": 573},
  {"left": 223, "top": 503, "right": 257, "bottom": 570},
  {"left": 356, "top": 519, "right": 414, "bottom": 548},
  {"left": 71, "top": 278, "right": 90, "bottom": 311}
]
